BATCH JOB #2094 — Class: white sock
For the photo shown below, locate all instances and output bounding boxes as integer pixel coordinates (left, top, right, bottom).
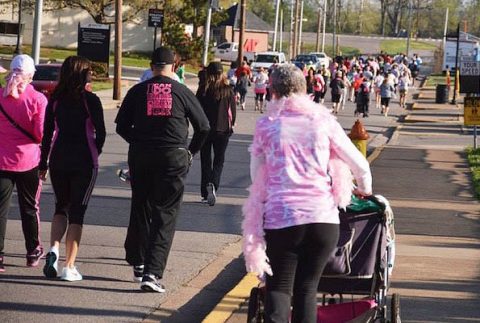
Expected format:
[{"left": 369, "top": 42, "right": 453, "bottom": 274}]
[{"left": 50, "top": 246, "right": 59, "bottom": 256}]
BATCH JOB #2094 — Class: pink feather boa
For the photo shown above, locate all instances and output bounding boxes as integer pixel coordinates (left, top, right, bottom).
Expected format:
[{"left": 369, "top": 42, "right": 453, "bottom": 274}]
[{"left": 242, "top": 95, "right": 354, "bottom": 278}]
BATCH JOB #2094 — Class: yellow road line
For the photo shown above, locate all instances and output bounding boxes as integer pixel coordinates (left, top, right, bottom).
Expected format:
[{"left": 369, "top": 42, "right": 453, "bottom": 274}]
[{"left": 202, "top": 273, "right": 259, "bottom": 323}]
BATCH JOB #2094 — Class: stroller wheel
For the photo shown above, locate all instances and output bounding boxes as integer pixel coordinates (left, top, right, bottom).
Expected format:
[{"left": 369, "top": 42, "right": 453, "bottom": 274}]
[
  {"left": 391, "top": 293, "right": 401, "bottom": 323},
  {"left": 247, "top": 287, "right": 265, "bottom": 323}
]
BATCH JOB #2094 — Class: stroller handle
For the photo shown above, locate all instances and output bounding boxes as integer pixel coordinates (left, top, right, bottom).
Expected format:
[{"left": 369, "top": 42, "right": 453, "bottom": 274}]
[{"left": 364, "top": 194, "right": 387, "bottom": 210}]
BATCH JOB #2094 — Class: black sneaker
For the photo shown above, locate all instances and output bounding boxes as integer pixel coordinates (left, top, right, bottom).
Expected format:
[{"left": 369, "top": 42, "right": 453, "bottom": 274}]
[
  {"left": 206, "top": 183, "right": 216, "bottom": 206},
  {"left": 43, "top": 252, "right": 58, "bottom": 278},
  {"left": 26, "top": 247, "right": 44, "bottom": 267},
  {"left": 140, "top": 274, "right": 165, "bottom": 293},
  {"left": 133, "top": 265, "right": 144, "bottom": 282},
  {"left": 0, "top": 255, "right": 5, "bottom": 272}
]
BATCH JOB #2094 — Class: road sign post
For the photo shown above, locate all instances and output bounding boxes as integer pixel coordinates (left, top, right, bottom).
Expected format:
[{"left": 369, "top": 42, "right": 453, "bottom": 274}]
[
  {"left": 464, "top": 97, "right": 480, "bottom": 149},
  {"left": 148, "top": 9, "right": 164, "bottom": 51}
]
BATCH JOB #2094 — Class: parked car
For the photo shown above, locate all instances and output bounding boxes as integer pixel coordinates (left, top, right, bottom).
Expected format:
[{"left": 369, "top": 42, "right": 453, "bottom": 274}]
[
  {"left": 31, "top": 63, "right": 61, "bottom": 99},
  {"left": 292, "top": 54, "right": 321, "bottom": 71},
  {"left": 213, "top": 42, "right": 256, "bottom": 62},
  {"left": 250, "top": 51, "right": 286, "bottom": 73},
  {"left": 309, "top": 52, "right": 331, "bottom": 68}
]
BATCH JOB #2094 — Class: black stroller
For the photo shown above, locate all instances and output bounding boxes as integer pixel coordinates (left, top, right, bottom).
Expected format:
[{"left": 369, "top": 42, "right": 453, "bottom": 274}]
[{"left": 247, "top": 195, "right": 400, "bottom": 323}]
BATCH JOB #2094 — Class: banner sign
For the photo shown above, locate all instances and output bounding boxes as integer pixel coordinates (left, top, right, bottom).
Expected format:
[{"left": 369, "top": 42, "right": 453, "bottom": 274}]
[{"left": 464, "top": 97, "right": 480, "bottom": 126}]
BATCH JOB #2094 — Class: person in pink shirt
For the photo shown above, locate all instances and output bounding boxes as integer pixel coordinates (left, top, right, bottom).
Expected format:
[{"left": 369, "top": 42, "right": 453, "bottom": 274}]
[
  {"left": 242, "top": 64, "right": 372, "bottom": 322},
  {"left": 0, "top": 55, "right": 48, "bottom": 272}
]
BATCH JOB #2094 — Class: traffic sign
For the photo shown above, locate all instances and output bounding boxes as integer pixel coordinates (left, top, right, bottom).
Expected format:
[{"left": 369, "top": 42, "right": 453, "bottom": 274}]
[
  {"left": 148, "top": 9, "right": 164, "bottom": 28},
  {"left": 460, "top": 60, "right": 480, "bottom": 94},
  {"left": 464, "top": 97, "right": 480, "bottom": 126},
  {"left": 460, "top": 61, "right": 480, "bottom": 76}
]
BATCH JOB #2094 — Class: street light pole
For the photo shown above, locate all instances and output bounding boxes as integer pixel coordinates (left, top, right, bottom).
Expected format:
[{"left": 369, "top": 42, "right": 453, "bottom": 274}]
[
  {"left": 202, "top": 0, "right": 212, "bottom": 67},
  {"left": 31, "top": 0, "right": 43, "bottom": 64},
  {"left": 14, "top": 0, "right": 23, "bottom": 55},
  {"left": 273, "top": 0, "right": 281, "bottom": 51}
]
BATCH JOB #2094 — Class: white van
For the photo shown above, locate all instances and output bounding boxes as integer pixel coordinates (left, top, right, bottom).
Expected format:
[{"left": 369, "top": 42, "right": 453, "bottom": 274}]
[
  {"left": 251, "top": 51, "right": 287, "bottom": 72},
  {"left": 213, "top": 42, "right": 256, "bottom": 62}
]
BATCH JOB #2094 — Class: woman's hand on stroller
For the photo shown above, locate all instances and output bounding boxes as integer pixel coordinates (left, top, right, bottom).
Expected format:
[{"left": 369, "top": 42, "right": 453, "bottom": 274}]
[{"left": 352, "top": 188, "right": 372, "bottom": 199}]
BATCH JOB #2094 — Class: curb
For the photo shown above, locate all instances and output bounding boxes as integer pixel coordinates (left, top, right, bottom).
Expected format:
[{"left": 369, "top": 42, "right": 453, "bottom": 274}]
[{"left": 202, "top": 130, "right": 398, "bottom": 322}]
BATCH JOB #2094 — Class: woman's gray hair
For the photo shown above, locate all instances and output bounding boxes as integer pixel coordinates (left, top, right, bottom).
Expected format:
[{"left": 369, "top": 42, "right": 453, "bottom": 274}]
[{"left": 269, "top": 64, "right": 306, "bottom": 98}]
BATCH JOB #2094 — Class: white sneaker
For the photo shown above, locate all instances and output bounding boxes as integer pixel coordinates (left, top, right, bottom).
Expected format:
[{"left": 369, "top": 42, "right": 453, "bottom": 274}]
[{"left": 61, "top": 266, "right": 83, "bottom": 281}]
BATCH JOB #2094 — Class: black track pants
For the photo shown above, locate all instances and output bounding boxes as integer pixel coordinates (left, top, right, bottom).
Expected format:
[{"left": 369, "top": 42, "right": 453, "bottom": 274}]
[{"left": 124, "top": 146, "right": 189, "bottom": 278}]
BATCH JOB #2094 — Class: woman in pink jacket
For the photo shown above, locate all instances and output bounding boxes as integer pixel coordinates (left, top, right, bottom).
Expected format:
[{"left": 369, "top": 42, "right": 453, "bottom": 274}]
[
  {"left": 242, "top": 64, "right": 372, "bottom": 322},
  {"left": 0, "top": 55, "right": 48, "bottom": 272}
]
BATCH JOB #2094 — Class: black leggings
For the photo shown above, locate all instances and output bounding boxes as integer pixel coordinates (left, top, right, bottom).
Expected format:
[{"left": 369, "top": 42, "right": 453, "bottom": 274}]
[
  {"left": 50, "top": 168, "right": 98, "bottom": 225},
  {"left": 0, "top": 168, "right": 43, "bottom": 255},
  {"left": 264, "top": 223, "right": 339, "bottom": 323}
]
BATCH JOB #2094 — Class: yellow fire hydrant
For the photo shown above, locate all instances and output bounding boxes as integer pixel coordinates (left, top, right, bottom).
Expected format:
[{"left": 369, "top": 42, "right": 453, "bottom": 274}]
[{"left": 348, "top": 119, "right": 369, "bottom": 158}]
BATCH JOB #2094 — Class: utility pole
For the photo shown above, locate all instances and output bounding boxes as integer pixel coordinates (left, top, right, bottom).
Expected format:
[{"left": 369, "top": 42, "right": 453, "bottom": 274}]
[
  {"left": 451, "top": 23, "right": 460, "bottom": 105},
  {"left": 357, "top": 0, "right": 364, "bottom": 34},
  {"left": 273, "top": 0, "right": 281, "bottom": 51},
  {"left": 289, "top": 0, "right": 294, "bottom": 59},
  {"left": 31, "top": 0, "right": 43, "bottom": 64},
  {"left": 202, "top": 0, "right": 212, "bottom": 67},
  {"left": 316, "top": 8, "right": 321, "bottom": 52},
  {"left": 13, "top": 0, "right": 23, "bottom": 55},
  {"left": 298, "top": 0, "right": 304, "bottom": 54},
  {"left": 333, "top": 0, "right": 337, "bottom": 57},
  {"left": 237, "top": 0, "right": 246, "bottom": 66},
  {"left": 406, "top": 0, "right": 413, "bottom": 57},
  {"left": 292, "top": 0, "right": 299, "bottom": 58},
  {"left": 321, "top": 0, "right": 326, "bottom": 52},
  {"left": 279, "top": 9, "right": 283, "bottom": 52},
  {"left": 113, "top": 0, "right": 122, "bottom": 100}
]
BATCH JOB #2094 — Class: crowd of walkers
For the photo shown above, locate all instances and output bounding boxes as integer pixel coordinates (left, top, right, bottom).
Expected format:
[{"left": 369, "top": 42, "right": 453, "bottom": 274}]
[
  {"left": 0, "top": 48, "right": 420, "bottom": 305},
  {"left": 225, "top": 51, "right": 421, "bottom": 119}
]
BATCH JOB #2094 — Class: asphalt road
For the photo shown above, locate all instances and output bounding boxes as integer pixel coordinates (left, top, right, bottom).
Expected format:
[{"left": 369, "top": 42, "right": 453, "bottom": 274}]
[{"left": 1, "top": 77, "right": 412, "bottom": 322}]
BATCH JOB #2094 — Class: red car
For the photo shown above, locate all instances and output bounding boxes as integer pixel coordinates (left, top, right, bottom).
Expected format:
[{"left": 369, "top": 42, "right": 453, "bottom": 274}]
[{"left": 31, "top": 64, "right": 61, "bottom": 99}]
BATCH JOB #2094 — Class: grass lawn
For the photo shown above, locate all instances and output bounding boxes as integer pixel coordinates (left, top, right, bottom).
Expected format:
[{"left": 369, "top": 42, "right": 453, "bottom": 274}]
[
  {"left": 466, "top": 148, "right": 480, "bottom": 200},
  {"left": 0, "top": 45, "right": 203, "bottom": 74},
  {"left": 91, "top": 79, "right": 114, "bottom": 92},
  {"left": 380, "top": 39, "right": 439, "bottom": 54},
  {"left": 0, "top": 45, "right": 152, "bottom": 68},
  {"left": 425, "top": 74, "right": 449, "bottom": 87}
]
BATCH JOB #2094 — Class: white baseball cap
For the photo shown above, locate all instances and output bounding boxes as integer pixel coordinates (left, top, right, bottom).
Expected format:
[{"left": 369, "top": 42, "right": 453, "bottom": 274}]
[
  {"left": 0, "top": 65, "right": 7, "bottom": 73},
  {"left": 10, "top": 54, "right": 36, "bottom": 75}
]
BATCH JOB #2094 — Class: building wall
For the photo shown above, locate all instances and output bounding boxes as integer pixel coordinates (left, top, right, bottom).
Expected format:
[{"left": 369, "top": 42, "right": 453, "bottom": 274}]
[
  {"left": 0, "top": 4, "right": 270, "bottom": 54},
  {"left": 0, "top": 5, "right": 161, "bottom": 53},
  {"left": 223, "top": 26, "right": 269, "bottom": 52}
]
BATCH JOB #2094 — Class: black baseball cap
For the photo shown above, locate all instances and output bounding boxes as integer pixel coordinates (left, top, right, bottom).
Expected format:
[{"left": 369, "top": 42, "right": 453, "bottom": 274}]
[
  {"left": 207, "top": 61, "right": 224, "bottom": 74},
  {"left": 151, "top": 46, "right": 175, "bottom": 66}
]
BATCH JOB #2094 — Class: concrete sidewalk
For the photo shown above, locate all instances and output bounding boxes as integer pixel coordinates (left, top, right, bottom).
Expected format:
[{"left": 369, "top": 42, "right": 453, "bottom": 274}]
[{"left": 225, "top": 81, "right": 480, "bottom": 322}]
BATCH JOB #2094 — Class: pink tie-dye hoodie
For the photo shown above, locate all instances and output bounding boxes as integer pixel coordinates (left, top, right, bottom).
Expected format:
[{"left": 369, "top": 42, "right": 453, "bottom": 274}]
[{"left": 242, "top": 94, "right": 372, "bottom": 277}]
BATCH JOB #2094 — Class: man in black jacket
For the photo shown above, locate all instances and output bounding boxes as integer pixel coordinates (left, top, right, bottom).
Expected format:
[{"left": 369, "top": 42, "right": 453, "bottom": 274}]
[{"left": 115, "top": 47, "right": 210, "bottom": 293}]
